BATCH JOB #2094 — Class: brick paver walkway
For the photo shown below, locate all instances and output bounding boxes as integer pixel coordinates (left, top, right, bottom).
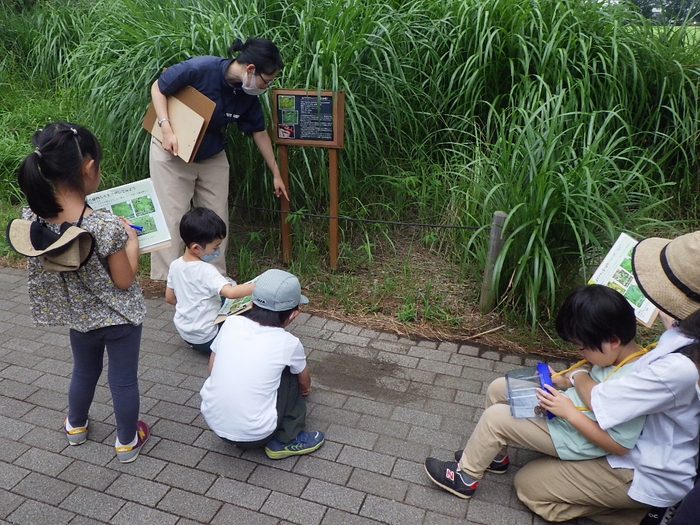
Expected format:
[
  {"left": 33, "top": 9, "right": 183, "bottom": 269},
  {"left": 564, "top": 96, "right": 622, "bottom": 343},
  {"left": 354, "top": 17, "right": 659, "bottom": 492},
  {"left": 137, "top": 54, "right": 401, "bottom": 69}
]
[{"left": 0, "top": 265, "right": 598, "bottom": 525}]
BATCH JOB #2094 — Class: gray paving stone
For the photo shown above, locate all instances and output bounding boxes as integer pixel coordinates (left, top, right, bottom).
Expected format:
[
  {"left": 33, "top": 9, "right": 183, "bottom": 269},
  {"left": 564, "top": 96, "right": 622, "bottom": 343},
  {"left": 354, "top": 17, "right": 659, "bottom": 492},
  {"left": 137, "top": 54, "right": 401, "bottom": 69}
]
[
  {"left": 372, "top": 434, "right": 431, "bottom": 463},
  {"left": 466, "top": 498, "right": 535, "bottom": 524},
  {"left": 148, "top": 400, "right": 201, "bottom": 424},
  {"left": 12, "top": 471, "right": 75, "bottom": 505},
  {"left": 0, "top": 436, "right": 30, "bottom": 463},
  {"left": 405, "top": 483, "right": 468, "bottom": 517},
  {"left": 30, "top": 372, "right": 70, "bottom": 393},
  {"left": 0, "top": 491, "right": 25, "bottom": 520},
  {"left": 59, "top": 486, "right": 125, "bottom": 521},
  {"left": 23, "top": 388, "right": 68, "bottom": 411},
  {"left": 210, "top": 503, "right": 280, "bottom": 525},
  {"left": 0, "top": 397, "right": 34, "bottom": 421},
  {"left": 148, "top": 438, "right": 207, "bottom": 467},
  {"left": 310, "top": 405, "right": 362, "bottom": 427},
  {"left": 58, "top": 460, "right": 120, "bottom": 491},
  {"left": 321, "top": 508, "right": 383, "bottom": 525},
  {"left": 336, "top": 446, "right": 395, "bottom": 476},
  {"left": 206, "top": 477, "right": 270, "bottom": 510},
  {"left": 105, "top": 473, "right": 170, "bottom": 506},
  {"left": 356, "top": 414, "right": 410, "bottom": 439},
  {"left": 34, "top": 358, "right": 73, "bottom": 377},
  {"left": 0, "top": 414, "right": 34, "bottom": 440},
  {"left": 260, "top": 491, "right": 327, "bottom": 525},
  {"left": 111, "top": 502, "right": 179, "bottom": 525},
  {"left": 7, "top": 499, "right": 75, "bottom": 525},
  {"left": 155, "top": 462, "right": 217, "bottom": 494},
  {"left": 151, "top": 418, "right": 204, "bottom": 445},
  {"left": 157, "top": 487, "right": 222, "bottom": 522},
  {"left": 301, "top": 478, "right": 365, "bottom": 513},
  {"left": 326, "top": 424, "right": 378, "bottom": 450},
  {"left": 18, "top": 425, "right": 66, "bottom": 451},
  {"left": 359, "top": 494, "right": 426, "bottom": 525},
  {"left": 292, "top": 456, "right": 352, "bottom": 486},
  {"left": 0, "top": 379, "right": 39, "bottom": 400},
  {"left": 108, "top": 453, "right": 168, "bottom": 480},
  {"left": 347, "top": 468, "right": 409, "bottom": 501},
  {"left": 248, "top": 464, "right": 310, "bottom": 496},
  {"left": 0, "top": 461, "right": 29, "bottom": 489},
  {"left": 14, "top": 447, "right": 72, "bottom": 477},
  {"left": 391, "top": 406, "right": 442, "bottom": 428}
]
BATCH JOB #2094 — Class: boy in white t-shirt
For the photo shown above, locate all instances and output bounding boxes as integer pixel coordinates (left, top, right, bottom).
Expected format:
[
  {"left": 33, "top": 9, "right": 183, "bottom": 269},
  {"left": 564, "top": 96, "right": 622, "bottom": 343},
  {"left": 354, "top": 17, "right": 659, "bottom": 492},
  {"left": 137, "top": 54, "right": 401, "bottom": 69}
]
[
  {"left": 199, "top": 268, "right": 325, "bottom": 459},
  {"left": 165, "top": 207, "right": 254, "bottom": 353}
]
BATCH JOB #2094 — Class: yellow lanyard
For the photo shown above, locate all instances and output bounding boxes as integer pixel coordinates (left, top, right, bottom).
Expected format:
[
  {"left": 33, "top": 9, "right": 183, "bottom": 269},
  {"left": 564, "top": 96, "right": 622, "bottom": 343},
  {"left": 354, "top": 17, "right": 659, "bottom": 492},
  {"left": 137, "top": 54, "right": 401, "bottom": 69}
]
[{"left": 551, "top": 342, "right": 655, "bottom": 411}]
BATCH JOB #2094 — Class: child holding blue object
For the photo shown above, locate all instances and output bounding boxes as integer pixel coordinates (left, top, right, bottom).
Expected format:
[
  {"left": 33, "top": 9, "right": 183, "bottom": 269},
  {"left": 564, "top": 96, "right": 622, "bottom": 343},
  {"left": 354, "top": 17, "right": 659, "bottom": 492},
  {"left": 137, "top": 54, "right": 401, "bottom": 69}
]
[
  {"left": 9, "top": 122, "right": 149, "bottom": 463},
  {"left": 425, "top": 285, "right": 646, "bottom": 499},
  {"left": 165, "top": 207, "right": 254, "bottom": 353}
]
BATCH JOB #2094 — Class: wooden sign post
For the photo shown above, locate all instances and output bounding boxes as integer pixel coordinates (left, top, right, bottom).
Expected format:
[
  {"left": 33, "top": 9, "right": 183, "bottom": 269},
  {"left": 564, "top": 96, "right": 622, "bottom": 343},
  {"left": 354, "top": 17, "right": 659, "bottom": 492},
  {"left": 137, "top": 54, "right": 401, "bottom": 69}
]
[{"left": 272, "top": 89, "right": 345, "bottom": 269}]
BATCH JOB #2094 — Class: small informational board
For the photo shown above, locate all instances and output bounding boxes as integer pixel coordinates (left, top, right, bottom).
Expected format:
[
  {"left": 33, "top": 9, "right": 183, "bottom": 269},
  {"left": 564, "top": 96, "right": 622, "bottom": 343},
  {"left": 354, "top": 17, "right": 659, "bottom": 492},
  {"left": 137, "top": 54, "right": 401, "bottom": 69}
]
[
  {"left": 272, "top": 89, "right": 344, "bottom": 148},
  {"left": 587, "top": 233, "right": 659, "bottom": 327},
  {"left": 86, "top": 178, "right": 171, "bottom": 254},
  {"left": 272, "top": 89, "right": 345, "bottom": 269},
  {"left": 142, "top": 86, "right": 216, "bottom": 163}
]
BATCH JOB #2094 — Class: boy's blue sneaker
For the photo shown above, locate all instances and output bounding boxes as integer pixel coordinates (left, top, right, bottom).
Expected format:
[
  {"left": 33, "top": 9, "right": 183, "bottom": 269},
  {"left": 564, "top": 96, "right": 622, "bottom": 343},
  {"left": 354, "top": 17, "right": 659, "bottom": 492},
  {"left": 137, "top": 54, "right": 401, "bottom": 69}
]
[{"left": 264, "top": 430, "right": 325, "bottom": 459}]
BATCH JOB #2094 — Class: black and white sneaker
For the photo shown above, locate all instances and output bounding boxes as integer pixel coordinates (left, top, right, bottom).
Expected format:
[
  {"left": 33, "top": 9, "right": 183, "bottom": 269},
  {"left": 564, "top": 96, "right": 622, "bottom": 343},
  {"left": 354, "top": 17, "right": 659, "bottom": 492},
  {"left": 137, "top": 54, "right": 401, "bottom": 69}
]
[
  {"left": 638, "top": 505, "right": 676, "bottom": 525},
  {"left": 424, "top": 458, "right": 478, "bottom": 499},
  {"left": 453, "top": 450, "right": 509, "bottom": 474}
]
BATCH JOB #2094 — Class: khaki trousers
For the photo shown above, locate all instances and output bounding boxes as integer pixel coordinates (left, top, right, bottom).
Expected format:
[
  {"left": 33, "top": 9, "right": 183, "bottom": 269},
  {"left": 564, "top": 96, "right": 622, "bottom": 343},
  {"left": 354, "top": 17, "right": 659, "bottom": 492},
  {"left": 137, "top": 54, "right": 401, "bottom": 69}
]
[
  {"left": 457, "top": 377, "right": 558, "bottom": 479},
  {"left": 149, "top": 139, "right": 230, "bottom": 280},
  {"left": 470, "top": 378, "right": 647, "bottom": 524},
  {"left": 515, "top": 456, "right": 647, "bottom": 525}
]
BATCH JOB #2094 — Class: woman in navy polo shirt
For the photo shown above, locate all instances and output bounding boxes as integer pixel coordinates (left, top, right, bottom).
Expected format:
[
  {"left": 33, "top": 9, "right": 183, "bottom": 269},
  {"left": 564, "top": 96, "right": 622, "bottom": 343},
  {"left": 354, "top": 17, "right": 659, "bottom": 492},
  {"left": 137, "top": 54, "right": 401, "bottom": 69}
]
[{"left": 149, "top": 37, "right": 288, "bottom": 280}]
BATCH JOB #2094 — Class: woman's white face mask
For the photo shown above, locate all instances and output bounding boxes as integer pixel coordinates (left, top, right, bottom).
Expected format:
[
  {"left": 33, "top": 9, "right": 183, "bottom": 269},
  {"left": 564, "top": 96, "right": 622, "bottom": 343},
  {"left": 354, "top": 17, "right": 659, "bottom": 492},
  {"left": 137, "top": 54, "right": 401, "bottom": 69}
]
[
  {"left": 696, "top": 381, "right": 700, "bottom": 400},
  {"left": 241, "top": 68, "right": 267, "bottom": 96}
]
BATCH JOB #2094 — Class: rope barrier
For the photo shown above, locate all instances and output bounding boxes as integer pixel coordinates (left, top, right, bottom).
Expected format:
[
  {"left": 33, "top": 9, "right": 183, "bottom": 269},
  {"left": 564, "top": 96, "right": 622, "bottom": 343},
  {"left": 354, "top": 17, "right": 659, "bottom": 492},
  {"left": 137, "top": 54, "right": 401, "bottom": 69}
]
[{"left": 231, "top": 203, "right": 481, "bottom": 230}]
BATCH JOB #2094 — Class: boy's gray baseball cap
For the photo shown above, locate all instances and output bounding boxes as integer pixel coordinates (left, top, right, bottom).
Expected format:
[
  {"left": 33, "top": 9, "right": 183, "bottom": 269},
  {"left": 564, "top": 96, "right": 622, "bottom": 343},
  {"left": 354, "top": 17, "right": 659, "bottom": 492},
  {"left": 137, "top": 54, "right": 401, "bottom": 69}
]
[{"left": 252, "top": 269, "right": 309, "bottom": 312}]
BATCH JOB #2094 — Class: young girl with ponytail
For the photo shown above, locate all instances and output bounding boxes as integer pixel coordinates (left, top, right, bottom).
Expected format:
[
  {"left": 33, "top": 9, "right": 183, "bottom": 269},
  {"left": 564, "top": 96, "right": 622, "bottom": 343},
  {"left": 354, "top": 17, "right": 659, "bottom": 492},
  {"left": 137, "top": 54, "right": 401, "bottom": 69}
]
[{"left": 14, "top": 122, "right": 149, "bottom": 463}]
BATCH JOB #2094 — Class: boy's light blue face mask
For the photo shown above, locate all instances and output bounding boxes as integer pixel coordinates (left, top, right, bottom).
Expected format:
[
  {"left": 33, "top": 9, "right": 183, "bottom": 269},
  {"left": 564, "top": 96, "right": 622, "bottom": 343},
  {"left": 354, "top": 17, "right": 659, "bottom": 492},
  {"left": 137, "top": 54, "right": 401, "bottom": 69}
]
[
  {"left": 198, "top": 247, "right": 220, "bottom": 263},
  {"left": 696, "top": 382, "right": 700, "bottom": 401}
]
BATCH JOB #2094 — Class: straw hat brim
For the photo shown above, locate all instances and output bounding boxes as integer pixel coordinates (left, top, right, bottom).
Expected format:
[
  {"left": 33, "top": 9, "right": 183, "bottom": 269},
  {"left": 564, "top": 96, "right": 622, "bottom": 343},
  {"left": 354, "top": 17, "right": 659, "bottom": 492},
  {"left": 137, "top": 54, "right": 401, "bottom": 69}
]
[
  {"left": 632, "top": 237, "right": 700, "bottom": 320},
  {"left": 6, "top": 219, "right": 95, "bottom": 272}
]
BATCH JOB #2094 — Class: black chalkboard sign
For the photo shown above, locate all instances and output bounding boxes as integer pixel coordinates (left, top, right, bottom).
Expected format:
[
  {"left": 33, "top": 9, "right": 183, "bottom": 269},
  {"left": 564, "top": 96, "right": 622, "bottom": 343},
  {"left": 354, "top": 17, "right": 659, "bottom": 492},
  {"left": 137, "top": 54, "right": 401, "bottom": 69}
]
[{"left": 272, "top": 89, "right": 344, "bottom": 148}]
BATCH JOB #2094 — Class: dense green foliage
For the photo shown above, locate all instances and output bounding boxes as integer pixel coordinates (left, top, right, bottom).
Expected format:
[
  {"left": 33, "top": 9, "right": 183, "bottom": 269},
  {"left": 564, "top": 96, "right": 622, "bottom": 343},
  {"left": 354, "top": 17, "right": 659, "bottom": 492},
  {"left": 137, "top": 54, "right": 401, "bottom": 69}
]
[{"left": 1, "top": 0, "right": 699, "bottom": 326}]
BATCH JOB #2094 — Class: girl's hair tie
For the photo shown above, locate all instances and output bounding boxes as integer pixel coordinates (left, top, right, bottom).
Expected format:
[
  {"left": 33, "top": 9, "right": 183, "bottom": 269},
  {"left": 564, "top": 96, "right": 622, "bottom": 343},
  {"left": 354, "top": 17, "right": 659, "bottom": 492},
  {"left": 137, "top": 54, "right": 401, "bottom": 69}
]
[
  {"left": 34, "top": 147, "right": 42, "bottom": 159},
  {"left": 70, "top": 127, "right": 78, "bottom": 136}
]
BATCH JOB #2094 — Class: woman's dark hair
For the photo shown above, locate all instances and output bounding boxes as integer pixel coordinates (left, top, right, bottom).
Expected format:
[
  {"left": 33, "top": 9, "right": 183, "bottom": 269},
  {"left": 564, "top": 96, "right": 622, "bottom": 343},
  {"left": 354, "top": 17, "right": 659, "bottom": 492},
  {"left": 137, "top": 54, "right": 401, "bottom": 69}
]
[
  {"left": 17, "top": 122, "right": 102, "bottom": 219},
  {"left": 555, "top": 284, "right": 637, "bottom": 351},
  {"left": 228, "top": 37, "right": 284, "bottom": 75},
  {"left": 241, "top": 303, "right": 297, "bottom": 328},
  {"left": 179, "top": 207, "right": 227, "bottom": 247}
]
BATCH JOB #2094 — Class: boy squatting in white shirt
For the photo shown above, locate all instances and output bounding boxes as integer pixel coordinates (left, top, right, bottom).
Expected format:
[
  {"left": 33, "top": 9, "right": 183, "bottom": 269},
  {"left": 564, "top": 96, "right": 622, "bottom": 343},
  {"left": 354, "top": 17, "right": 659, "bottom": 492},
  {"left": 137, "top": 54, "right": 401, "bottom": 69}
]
[{"left": 165, "top": 207, "right": 253, "bottom": 353}]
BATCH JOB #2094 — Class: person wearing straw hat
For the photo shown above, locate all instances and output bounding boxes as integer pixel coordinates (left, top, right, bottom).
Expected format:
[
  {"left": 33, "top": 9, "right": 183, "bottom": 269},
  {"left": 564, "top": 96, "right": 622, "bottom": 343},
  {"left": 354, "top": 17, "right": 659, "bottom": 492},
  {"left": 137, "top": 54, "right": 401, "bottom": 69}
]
[{"left": 514, "top": 231, "right": 700, "bottom": 525}]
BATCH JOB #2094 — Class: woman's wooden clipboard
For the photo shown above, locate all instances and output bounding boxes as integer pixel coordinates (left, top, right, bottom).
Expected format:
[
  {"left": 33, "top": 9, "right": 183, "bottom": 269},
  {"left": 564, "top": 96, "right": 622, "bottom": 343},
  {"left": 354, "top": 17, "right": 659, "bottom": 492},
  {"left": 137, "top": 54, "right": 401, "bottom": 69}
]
[{"left": 142, "top": 86, "right": 216, "bottom": 163}]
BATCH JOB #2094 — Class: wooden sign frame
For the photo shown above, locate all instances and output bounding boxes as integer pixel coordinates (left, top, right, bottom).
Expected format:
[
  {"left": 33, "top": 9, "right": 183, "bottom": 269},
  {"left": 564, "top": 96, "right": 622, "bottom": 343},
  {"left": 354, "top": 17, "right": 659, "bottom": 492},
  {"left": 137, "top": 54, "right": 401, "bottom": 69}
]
[
  {"left": 272, "top": 89, "right": 344, "bottom": 148},
  {"left": 272, "top": 89, "right": 345, "bottom": 269}
]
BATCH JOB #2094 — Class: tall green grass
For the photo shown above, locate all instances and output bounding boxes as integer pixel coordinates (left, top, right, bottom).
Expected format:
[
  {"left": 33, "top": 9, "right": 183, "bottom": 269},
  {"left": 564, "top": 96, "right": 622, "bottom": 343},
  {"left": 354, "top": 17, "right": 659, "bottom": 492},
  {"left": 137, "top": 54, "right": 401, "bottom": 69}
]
[{"left": 2, "top": 0, "right": 699, "bottom": 326}]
